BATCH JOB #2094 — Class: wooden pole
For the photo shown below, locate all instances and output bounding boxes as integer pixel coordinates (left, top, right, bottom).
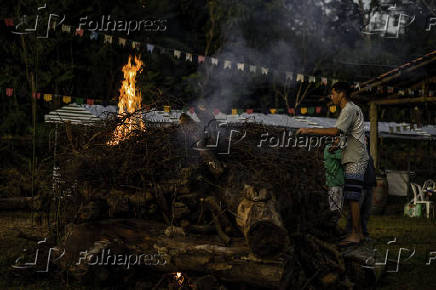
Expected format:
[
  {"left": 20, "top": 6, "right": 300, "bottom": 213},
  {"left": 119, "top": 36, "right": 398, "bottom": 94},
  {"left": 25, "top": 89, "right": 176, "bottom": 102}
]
[{"left": 369, "top": 102, "right": 378, "bottom": 170}]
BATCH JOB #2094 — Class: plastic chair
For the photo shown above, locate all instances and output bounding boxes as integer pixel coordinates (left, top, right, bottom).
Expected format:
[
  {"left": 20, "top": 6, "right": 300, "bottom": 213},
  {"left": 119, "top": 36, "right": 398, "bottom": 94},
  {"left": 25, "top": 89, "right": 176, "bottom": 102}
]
[{"left": 410, "top": 183, "right": 434, "bottom": 219}]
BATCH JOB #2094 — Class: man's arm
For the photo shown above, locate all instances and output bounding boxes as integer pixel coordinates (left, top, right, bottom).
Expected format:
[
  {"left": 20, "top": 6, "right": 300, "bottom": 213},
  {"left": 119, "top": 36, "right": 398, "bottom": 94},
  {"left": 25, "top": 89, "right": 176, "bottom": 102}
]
[{"left": 296, "top": 127, "right": 340, "bottom": 136}]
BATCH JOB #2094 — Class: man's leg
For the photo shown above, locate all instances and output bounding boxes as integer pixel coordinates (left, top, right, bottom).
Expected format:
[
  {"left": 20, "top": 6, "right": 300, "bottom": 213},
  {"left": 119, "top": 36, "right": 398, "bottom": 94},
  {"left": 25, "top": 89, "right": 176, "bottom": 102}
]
[
  {"left": 339, "top": 161, "right": 367, "bottom": 245},
  {"left": 349, "top": 200, "right": 362, "bottom": 241}
]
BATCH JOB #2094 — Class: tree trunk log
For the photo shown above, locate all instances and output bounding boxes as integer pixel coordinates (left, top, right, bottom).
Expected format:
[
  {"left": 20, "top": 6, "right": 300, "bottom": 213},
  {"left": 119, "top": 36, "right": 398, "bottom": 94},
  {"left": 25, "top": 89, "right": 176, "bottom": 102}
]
[
  {"left": 60, "top": 219, "right": 285, "bottom": 288},
  {"left": 236, "top": 196, "right": 289, "bottom": 259}
]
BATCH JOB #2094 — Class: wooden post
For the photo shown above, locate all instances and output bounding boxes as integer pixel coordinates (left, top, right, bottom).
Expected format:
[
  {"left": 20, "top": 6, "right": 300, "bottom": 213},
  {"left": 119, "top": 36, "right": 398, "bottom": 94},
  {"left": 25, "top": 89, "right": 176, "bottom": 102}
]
[{"left": 369, "top": 102, "right": 378, "bottom": 169}]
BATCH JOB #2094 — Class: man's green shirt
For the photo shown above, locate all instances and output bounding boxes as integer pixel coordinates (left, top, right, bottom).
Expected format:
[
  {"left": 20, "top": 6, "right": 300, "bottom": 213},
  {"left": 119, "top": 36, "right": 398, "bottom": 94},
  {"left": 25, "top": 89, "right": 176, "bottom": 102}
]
[{"left": 324, "top": 145, "right": 345, "bottom": 187}]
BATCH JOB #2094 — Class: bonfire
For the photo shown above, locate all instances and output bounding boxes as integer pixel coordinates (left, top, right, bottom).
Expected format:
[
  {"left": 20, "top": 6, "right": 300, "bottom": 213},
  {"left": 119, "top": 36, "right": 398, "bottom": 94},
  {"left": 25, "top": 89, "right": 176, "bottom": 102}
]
[{"left": 108, "top": 55, "right": 144, "bottom": 145}]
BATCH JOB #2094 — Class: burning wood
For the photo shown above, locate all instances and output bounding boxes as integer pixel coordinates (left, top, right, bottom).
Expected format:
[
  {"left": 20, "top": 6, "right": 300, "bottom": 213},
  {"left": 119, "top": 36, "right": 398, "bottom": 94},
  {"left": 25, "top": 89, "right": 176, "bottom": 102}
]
[{"left": 108, "top": 55, "right": 144, "bottom": 146}]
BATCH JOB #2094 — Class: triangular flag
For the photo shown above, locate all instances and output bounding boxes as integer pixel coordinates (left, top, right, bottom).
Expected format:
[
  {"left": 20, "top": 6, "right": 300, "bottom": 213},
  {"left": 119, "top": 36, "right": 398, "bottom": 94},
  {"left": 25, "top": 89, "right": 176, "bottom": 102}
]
[
  {"left": 6, "top": 88, "right": 13, "bottom": 96},
  {"left": 308, "top": 107, "right": 315, "bottom": 114},
  {"left": 237, "top": 109, "right": 244, "bottom": 115},
  {"left": 249, "top": 65, "right": 256, "bottom": 73},
  {"left": 90, "top": 31, "right": 98, "bottom": 40},
  {"left": 198, "top": 55, "right": 205, "bottom": 64},
  {"left": 63, "top": 96, "right": 71, "bottom": 103},
  {"left": 246, "top": 109, "right": 254, "bottom": 114},
  {"left": 332, "top": 79, "right": 339, "bottom": 85},
  {"left": 329, "top": 105, "right": 337, "bottom": 113},
  {"left": 399, "top": 90, "right": 405, "bottom": 96},
  {"left": 189, "top": 107, "right": 195, "bottom": 114},
  {"left": 213, "top": 108, "right": 220, "bottom": 115},
  {"left": 261, "top": 67, "right": 269, "bottom": 75},
  {"left": 237, "top": 63, "right": 245, "bottom": 71},
  {"left": 61, "top": 25, "right": 71, "bottom": 32},
  {"left": 387, "top": 86, "right": 394, "bottom": 94},
  {"left": 32, "top": 92, "right": 41, "bottom": 100},
  {"left": 185, "top": 53, "right": 192, "bottom": 62},
  {"left": 4, "top": 18, "right": 14, "bottom": 27},
  {"left": 211, "top": 57, "right": 218, "bottom": 66},
  {"left": 269, "top": 108, "right": 277, "bottom": 114},
  {"left": 119, "top": 37, "right": 127, "bottom": 47},
  {"left": 75, "top": 29, "right": 84, "bottom": 37},
  {"left": 277, "top": 108, "right": 284, "bottom": 113},
  {"left": 232, "top": 108, "right": 238, "bottom": 115},
  {"left": 296, "top": 74, "right": 304, "bottom": 82},
  {"left": 104, "top": 34, "right": 112, "bottom": 44},
  {"left": 75, "top": 98, "right": 84, "bottom": 104},
  {"left": 300, "top": 107, "right": 307, "bottom": 114},
  {"left": 308, "top": 76, "right": 316, "bottom": 83},
  {"left": 132, "top": 41, "right": 140, "bottom": 50},
  {"left": 146, "top": 43, "right": 154, "bottom": 53},
  {"left": 288, "top": 108, "right": 295, "bottom": 115},
  {"left": 224, "top": 60, "right": 232, "bottom": 69},
  {"left": 174, "top": 50, "right": 181, "bottom": 59},
  {"left": 163, "top": 105, "right": 171, "bottom": 112},
  {"left": 353, "top": 82, "right": 360, "bottom": 89},
  {"left": 316, "top": 106, "right": 322, "bottom": 113},
  {"left": 86, "top": 99, "right": 94, "bottom": 105},
  {"left": 43, "top": 94, "right": 53, "bottom": 102},
  {"left": 321, "top": 77, "right": 328, "bottom": 85}
]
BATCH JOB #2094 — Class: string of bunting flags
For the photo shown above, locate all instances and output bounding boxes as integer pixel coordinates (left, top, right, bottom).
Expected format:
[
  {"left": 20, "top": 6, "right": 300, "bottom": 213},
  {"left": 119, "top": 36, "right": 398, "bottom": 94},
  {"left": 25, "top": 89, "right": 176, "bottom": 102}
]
[
  {"left": 2, "top": 18, "right": 435, "bottom": 116},
  {"left": 2, "top": 87, "right": 341, "bottom": 115},
  {"left": 4, "top": 17, "right": 436, "bottom": 96}
]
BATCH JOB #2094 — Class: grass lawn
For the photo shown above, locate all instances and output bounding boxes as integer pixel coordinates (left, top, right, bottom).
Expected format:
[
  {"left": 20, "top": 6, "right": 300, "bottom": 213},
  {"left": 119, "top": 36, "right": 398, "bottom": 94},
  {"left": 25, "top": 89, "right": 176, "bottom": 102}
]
[
  {"left": 1, "top": 211, "right": 436, "bottom": 289},
  {"left": 339, "top": 214, "right": 436, "bottom": 290}
]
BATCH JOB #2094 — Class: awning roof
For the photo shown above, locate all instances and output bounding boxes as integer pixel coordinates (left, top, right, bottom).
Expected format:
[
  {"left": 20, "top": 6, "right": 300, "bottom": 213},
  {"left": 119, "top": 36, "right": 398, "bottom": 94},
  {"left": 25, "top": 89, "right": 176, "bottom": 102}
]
[{"left": 45, "top": 104, "right": 435, "bottom": 140}]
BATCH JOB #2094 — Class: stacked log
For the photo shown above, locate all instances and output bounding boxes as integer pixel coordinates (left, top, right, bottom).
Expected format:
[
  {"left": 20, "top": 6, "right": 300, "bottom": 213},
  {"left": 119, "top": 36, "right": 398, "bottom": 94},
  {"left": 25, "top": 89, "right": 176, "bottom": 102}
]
[{"left": 43, "top": 120, "right": 380, "bottom": 289}]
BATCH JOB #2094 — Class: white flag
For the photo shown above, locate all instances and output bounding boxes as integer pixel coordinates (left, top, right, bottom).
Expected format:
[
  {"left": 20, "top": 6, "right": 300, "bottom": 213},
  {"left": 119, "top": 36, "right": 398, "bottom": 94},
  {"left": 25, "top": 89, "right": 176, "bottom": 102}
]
[
  {"left": 285, "top": 72, "right": 293, "bottom": 80},
  {"left": 296, "top": 74, "right": 304, "bottom": 82},
  {"left": 308, "top": 76, "right": 316, "bottom": 83},
  {"left": 118, "top": 37, "right": 126, "bottom": 47},
  {"left": 186, "top": 53, "right": 193, "bottom": 62},
  {"left": 321, "top": 77, "right": 328, "bottom": 85},
  {"left": 104, "top": 35, "right": 112, "bottom": 44},
  {"left": 224, "top": 60, "right": 232, "bottom": 69},
  {"left": 237, "top": 63, "right": 245, "bottom": 71},
  {"left": 174, "top": 50, "right": 181, "bottom": 59},
  {"left": 261, "top": 67, "right": 269, "bottom": 75},
  {"left": 249, "top": 65, "right": 256, "bottom": 73},
  {"left": 211, "top": 57, "right": 218, "bottom": 66}
]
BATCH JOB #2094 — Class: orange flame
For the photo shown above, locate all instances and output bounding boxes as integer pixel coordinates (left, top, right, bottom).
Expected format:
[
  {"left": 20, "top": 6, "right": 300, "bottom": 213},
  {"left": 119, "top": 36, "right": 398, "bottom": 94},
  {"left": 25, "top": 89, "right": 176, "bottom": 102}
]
[
  {"left": 108, "top": 55, "right": 144, "bottom": 145},
  {"left": 173, "top": 272, "right": 184, "bottom": 286}
]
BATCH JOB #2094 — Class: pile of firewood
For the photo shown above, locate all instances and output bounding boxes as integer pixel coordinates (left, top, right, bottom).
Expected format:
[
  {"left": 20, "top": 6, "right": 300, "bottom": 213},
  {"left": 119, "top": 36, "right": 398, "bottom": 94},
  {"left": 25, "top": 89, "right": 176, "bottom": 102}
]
[{"left": 37, "top": 117, "right": 379, "bottom": 289}]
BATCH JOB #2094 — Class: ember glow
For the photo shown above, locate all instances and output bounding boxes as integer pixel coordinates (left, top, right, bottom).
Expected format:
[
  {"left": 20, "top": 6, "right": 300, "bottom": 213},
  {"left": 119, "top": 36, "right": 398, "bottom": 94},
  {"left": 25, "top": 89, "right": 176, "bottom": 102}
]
[
  {"left": 173, "top": 272, "right": 184, "bottom": 286},
  {"left": 108, "top": 55, "right": 144, "bottom": 145}
]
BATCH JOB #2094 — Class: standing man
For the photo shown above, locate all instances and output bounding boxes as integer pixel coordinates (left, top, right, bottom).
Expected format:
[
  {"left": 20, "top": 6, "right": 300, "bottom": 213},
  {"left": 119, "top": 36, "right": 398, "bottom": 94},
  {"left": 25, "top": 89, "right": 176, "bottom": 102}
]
[{"left": 297, "top": 82, "right": 369, "bottom": 246}]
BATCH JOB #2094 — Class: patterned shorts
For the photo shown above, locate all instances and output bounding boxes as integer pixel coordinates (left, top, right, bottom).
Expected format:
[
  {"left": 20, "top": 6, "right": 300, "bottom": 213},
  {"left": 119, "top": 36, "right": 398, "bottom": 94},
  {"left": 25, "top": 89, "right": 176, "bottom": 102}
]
[
  {"left": 328, "top": 186, "right": 344, "bottom": 212},
  {"left": 343, "top": 161, "right": 368, "bottom": 201}
]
